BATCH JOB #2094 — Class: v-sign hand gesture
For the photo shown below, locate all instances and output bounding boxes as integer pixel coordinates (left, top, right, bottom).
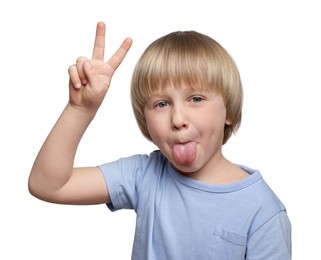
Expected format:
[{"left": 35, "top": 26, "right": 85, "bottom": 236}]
[{"left": 68, "top": 22, "right": 132, "bottom": 112}]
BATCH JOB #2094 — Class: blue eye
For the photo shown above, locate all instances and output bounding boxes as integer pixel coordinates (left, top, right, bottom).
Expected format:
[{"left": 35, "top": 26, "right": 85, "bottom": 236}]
[
  {"left": 191, "top": 96, "right": 203, "bottom": 103},
  {"left": 156, "top": 101, "right": 168, "bottom": 108}
]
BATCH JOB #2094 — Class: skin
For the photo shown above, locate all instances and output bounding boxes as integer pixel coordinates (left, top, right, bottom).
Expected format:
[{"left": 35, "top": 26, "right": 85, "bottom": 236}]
[
  {"left": 28, "top": 22, "right": 247, "bottom": 206},
  {"left": 28, "top": 22, "right": 132, "bottom": 205},
  {"left": 144, "top": 86, "right": 248, "bottom": 184}
]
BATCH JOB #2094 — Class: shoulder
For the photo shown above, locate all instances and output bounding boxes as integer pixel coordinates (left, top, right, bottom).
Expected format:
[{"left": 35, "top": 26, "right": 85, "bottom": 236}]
[
  {"left": 238, "top": 165, "right": 285, "bottom": 207},
  {"left": 97, "top": 150, "right": 169, "bottom": 210},
  {"left": 238, "top": 165, "right": 289, "bottom": 236},
  {"left": 99, "top": 150, "right": 165, "bottom": 170},
  {"left": 98, "top": 150, "right": 168, "bottom": 184}
]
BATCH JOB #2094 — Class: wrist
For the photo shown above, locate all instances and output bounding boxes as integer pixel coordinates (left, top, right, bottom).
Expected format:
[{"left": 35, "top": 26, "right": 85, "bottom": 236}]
[{"left": 66, "top": 102, "right": 97, "bottom": 122}]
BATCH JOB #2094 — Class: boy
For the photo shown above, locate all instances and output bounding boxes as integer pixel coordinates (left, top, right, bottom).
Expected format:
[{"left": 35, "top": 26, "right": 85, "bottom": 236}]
[{"left": 28, "top": 22, "right": 291, "bottom": 259}]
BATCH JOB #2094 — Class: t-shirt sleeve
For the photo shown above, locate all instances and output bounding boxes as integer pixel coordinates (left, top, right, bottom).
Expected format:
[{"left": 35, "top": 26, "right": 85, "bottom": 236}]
[
  {"left": 98, "top": 155, "right": 139, "bottom": 211},
  {"left": 246, "top": 210, "right": 292, "bottom": 259},
  {"left": 98, "top": 153, "right": 156, "bottom": 212}
]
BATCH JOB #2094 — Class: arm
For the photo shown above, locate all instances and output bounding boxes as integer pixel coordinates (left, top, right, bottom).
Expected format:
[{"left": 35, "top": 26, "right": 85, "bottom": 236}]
[
  {"left": 246, "top": 211, "right": 292, "bottom": 259},
  {"left": 28, "top": 22, "right": 132, "bottom": 205}
]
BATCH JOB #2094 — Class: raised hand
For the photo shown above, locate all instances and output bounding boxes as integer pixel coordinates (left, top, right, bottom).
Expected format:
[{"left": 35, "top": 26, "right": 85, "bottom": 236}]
[{"left": 68, "top": 22, "right": 132, "bottom": 112}]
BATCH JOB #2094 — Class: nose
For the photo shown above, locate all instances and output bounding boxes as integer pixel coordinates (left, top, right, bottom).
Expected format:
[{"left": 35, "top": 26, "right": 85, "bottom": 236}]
[{"left": 171, "top": 104, "right": 188, "bottom": 130}]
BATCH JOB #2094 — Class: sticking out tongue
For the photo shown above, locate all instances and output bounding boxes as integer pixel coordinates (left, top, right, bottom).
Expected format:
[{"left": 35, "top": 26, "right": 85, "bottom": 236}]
[{"left": 173, "top": 142, "right": 197, "bottom": 165}]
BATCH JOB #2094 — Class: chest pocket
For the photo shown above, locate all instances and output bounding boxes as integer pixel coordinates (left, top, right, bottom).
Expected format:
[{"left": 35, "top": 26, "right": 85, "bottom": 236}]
[{"left": 207, "top": 226, "right": 247, "bottom": 260}]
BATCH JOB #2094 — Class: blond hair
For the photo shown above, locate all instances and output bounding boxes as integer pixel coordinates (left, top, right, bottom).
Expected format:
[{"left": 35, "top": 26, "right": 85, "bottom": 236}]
[{"left": 131, "top": 31, "right": 243, "bottom": 144}]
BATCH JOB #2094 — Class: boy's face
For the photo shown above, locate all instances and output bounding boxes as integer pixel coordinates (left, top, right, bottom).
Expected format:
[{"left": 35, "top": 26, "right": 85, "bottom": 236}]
[{"left": 144, "top": 84, "right": 230, "bottom": 179}]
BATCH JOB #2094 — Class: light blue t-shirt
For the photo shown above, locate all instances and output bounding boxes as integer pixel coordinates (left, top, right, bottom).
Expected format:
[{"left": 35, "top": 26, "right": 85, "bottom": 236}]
[{"left": 99, "top": 150, "right": 291, "bottom": 259}]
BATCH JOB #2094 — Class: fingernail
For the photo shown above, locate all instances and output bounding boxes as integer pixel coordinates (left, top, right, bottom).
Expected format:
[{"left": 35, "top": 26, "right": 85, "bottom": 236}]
[{"left": 74, "top": 83, "right": 81, "bottom": 89}]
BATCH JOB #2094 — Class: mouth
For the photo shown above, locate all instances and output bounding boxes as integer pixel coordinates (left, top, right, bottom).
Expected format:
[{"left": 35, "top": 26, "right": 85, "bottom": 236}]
[{"left": 173, "top": 141, "right": 197, "bottom": 165}]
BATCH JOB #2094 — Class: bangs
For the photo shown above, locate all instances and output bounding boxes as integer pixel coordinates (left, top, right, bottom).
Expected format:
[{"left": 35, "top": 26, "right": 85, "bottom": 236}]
[
  {"left": 132, "top": 31, "right": 224, "bottom": 105},
  {"left": 143, "top": 43, "right": 211, "bottom": 95},
  {"left": 130, "top": 30, "right": 242, "bottom": 143}
]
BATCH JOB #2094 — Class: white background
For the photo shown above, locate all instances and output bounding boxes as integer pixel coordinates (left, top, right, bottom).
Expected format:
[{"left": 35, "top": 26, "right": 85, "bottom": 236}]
[{"left": 1, "top": 0, "right": 320, "bottom": 259}]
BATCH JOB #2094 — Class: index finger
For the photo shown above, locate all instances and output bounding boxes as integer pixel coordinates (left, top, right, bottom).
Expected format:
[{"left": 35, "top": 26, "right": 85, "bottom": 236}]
[{"left": 92, "top": 22, "right": 105, "bottom": 60}]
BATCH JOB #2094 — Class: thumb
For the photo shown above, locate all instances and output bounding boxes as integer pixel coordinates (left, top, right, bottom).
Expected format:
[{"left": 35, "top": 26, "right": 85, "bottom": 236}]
[{"left": 83, "top": 60, "right": 92, "bottom": 78}]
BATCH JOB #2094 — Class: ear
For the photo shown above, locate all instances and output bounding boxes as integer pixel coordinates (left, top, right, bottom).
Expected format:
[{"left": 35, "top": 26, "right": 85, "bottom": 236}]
[{"left": 225, "top": 118, "right": 232, "bottom": 125}]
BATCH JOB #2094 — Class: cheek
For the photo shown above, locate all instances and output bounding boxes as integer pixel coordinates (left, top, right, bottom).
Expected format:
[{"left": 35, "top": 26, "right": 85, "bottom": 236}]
[
  {"left": 145, "top": 115, "right": 165, "bottom": 143},
  {"left": 196, "top": 110, "right": 227, "bottom": 135}
]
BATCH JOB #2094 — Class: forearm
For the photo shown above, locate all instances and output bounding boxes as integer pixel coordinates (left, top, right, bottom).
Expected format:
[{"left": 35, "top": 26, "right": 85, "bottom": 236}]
[
  {"left": 28, "top": 22, "right": 131, "bottom": 203},
  {"left": 28, "top": 103, "right": 96, "bottom": 200}
]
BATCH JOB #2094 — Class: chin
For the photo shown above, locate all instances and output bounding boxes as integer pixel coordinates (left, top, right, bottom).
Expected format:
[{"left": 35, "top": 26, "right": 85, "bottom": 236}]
[{"left": 171, "top": 161, "right": 201, "bottom": 175}]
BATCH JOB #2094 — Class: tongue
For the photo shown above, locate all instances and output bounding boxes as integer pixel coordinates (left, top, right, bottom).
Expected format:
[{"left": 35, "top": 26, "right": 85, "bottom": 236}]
[{"left": 173, "top": 142, "right": 196, "bottom": 165}]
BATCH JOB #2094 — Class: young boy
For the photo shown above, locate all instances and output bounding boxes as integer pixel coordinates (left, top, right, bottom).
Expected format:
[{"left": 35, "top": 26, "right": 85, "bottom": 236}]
[{"left": 28, "top": 22, "right": 291, "bottom": 259}]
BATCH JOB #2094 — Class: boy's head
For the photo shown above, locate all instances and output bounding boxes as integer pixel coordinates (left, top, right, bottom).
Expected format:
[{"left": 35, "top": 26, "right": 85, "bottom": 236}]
[{"left": 131, "top": 30, "right": 243, "bottom": 145}]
